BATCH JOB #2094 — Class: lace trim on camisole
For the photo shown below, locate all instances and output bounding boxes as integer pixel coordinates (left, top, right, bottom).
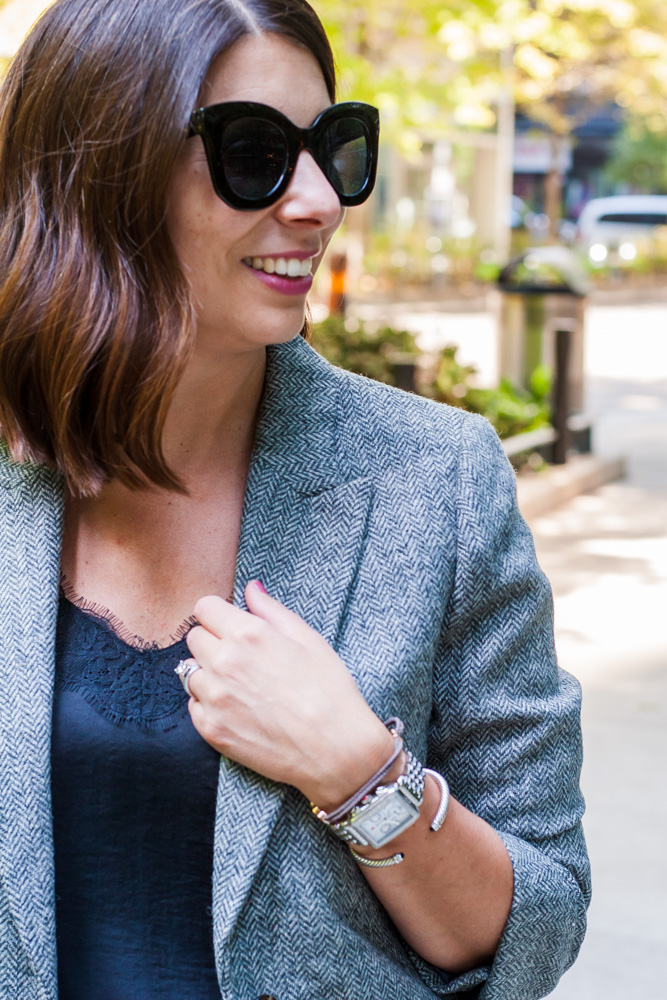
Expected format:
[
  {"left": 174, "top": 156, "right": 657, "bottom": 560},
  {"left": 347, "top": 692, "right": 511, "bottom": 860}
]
[
  {"left": 55, "top": 594, "right": 191, "bottom": 732},
  {"left": 55, "top": 579, "right": 233, "bottom": 733}
]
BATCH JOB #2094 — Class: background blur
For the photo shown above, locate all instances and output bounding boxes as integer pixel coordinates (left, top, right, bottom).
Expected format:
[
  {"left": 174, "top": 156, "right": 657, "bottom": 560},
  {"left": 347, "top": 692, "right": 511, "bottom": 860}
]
[{"left": 1, "top": 2, "right": 664, "bottom": 997}]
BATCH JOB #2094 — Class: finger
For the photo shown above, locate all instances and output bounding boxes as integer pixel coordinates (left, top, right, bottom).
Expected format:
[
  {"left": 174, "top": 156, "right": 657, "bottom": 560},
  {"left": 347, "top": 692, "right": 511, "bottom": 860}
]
[
  {"left": 175, "top": 656, "right": 205, "bottom": 701},
  {"left": 244, "top": 579, "right": 330, "bottom": 649},
  {"left": 186, "top": 624, "right": 225, "bottom": 665},
  {"left": 187, "top": 691, "right": 209, "bottom": 730},
  {"left": 193, "top": 594, "right": 250, "bottom": 640}
]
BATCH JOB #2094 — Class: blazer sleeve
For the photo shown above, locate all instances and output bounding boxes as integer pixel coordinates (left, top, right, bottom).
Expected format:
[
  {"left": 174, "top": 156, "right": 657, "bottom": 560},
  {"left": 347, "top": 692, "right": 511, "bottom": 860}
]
[{"left": 409, "top": 412, "right": 591, "bottom": 1000}]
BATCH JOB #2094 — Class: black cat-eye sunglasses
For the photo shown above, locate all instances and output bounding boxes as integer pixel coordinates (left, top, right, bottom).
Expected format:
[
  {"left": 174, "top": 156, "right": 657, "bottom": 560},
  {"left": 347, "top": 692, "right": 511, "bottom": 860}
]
[{"left": 187, "top": 100, "right": 379, "bottom": 210}]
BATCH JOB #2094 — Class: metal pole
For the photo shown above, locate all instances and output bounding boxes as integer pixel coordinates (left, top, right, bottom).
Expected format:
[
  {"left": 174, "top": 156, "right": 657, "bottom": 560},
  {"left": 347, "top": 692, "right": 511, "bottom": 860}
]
[
  {"left": 553, "top": 326, "right": 572, "bottom": 464},
  {"left": 391, "top": 358, "right": 416, "bottom": 393}
]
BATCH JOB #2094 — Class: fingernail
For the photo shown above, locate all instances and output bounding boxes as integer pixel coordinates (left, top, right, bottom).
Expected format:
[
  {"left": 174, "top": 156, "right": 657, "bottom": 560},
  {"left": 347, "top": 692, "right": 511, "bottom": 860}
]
[{"left": 253, "top": 580, "right": 268, "bottom": 594}]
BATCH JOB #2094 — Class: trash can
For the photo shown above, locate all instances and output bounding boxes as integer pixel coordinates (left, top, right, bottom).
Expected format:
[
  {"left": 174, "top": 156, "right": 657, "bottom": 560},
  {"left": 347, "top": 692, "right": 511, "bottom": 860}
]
[{"left": 497, "top": 246, "right": 591, "bottom": 464}]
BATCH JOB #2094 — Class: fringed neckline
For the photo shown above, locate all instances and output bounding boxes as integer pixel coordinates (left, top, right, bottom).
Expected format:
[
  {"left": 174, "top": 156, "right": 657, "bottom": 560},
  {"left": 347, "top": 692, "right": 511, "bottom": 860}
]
[{"left": 59, "top": 574, "right": 201, "bottom": 652}]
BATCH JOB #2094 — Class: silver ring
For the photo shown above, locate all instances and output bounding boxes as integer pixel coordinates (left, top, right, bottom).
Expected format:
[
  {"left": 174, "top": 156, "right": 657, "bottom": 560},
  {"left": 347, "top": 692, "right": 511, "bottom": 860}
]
[{"left": 174, "top": 658, "right": 202, "bottom": 697}]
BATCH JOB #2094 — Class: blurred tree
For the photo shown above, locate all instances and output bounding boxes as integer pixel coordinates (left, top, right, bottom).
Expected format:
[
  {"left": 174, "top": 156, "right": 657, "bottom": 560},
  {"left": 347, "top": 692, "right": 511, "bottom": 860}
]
[
  {"left": 314, "top": 0, "right": 667, "bottom": 231},
  {"left": 603, "top": 116, "right": 667, "bottom": 193},
  {"left": 0, "top": 0, "right": 51, "bottom": 74}
]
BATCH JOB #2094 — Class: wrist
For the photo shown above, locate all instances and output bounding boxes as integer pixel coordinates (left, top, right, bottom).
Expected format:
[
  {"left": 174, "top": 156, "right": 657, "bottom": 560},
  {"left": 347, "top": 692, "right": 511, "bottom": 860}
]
[{"left": 299, "top": 715, "right": 396, "bottom": 813}]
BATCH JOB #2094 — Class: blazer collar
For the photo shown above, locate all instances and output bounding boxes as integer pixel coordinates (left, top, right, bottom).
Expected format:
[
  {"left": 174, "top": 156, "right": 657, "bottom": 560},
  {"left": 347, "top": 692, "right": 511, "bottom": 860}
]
[
  {"left": 217, "top": 336, "right": 374, "bottom": 967},
  {"left": 0, "top": 334, "right": 374, "bottom": 994},
  {"left": 247, "top": 333, "right": 350, "bottom": 492}
]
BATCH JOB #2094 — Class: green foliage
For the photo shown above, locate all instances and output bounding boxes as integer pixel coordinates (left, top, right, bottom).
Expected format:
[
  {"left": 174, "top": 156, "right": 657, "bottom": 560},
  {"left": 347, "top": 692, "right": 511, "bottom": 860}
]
[
  {"left": 473, "top": 258, "right": 502, "bottom": 283},
  {"left": 311, "top": 314, "right": 418, "bottom": 385},
  {"left": 603, "top": 116, "right": 667, "bottom": 193},
  {"left": 529, "top": 364, "right": 552, "bottom": 403},
  {"left": 312, "top": 1, "right": 667, "bottom": 145},
  {"left": 429, "top": 346, "right": 552, "bottom": 439},
  {"left": 311, "top": 317, "right": 551, "bottom": 440}
]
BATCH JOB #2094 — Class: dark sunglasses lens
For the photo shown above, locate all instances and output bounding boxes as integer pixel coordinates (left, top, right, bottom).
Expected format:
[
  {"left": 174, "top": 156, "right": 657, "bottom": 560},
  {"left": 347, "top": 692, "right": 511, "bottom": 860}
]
[
  {"left": 221, "top": 118, "right": 288, "bottom": 201},
  {"left": 323, "top": 117, "right": 371, "bottom": 196}
]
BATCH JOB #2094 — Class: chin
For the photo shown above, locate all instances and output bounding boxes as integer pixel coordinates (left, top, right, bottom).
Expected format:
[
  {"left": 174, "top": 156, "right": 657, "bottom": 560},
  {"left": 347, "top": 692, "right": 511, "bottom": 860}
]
[{"left": 256, "top": 307, "right": 309, "bottom": 345}]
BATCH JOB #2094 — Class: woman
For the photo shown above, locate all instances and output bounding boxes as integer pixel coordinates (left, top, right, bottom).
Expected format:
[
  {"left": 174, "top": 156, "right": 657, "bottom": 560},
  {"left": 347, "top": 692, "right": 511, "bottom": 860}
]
[{"left": 0, "top": 0, "right": 590, "bottom": 998}]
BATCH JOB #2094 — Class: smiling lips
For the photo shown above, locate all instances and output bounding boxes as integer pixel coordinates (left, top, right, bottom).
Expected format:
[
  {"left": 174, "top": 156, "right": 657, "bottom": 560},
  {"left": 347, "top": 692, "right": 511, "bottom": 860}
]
[{"left": 244, "top": 255, "right": 313, "bottom": 278}]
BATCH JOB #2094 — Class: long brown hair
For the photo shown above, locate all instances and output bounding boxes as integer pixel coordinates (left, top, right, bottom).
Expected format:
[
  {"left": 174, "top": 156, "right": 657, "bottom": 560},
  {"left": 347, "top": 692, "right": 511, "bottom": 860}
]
[{"left": 0, "top": 0, "right": 335, "bottom": 496}]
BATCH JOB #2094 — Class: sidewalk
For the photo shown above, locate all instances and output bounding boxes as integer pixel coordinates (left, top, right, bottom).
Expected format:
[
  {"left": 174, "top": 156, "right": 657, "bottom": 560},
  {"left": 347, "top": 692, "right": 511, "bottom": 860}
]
[
  {"left": 523, "top": 300, "right": 667, "bottom": 998},
  {"left": 528, "top": 482, "right": 667, "bottom": 999}
]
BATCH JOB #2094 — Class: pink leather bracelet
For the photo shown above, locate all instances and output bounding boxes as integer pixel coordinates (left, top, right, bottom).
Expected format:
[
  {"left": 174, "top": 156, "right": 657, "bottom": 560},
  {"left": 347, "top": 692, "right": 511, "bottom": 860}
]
[{"left": 311, "top": 717, "right": 405, "bottom": 825}]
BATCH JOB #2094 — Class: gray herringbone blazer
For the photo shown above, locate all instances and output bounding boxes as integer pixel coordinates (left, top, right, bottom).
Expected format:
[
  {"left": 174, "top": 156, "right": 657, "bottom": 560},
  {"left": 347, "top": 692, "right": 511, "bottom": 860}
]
[{"left": 0, "top": 333, "right": 590, "bottom": 1000}]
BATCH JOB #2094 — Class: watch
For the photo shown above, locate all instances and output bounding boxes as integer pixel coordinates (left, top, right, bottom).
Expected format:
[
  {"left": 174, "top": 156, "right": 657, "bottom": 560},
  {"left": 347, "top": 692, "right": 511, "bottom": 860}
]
[{"left": 324, "top": 749, "right": 425, "bottom": 850}]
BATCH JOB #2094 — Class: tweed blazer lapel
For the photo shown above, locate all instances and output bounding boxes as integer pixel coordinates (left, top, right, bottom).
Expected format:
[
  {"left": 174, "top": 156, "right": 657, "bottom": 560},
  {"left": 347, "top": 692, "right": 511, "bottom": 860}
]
[
  {"left": 211, "top": 335, "right": 374, "bottom": 954},
  {"left": 0, "top": 449, "right": 64, "bottom": 998},
  {"left": 0, "top": 335, "right": 371, "bottom": 989}
]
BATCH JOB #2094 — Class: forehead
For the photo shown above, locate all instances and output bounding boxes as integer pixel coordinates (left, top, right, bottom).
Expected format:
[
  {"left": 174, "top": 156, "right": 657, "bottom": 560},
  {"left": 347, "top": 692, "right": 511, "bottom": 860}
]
[{"left": 201, "top": 33, "right": 331, "bottom": 127}]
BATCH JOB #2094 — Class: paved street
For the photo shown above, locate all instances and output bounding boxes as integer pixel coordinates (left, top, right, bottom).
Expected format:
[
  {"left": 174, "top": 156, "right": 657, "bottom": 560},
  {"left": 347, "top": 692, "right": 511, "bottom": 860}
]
[{"left": 584, "top": 304, "right": 667, "bottom": 490}]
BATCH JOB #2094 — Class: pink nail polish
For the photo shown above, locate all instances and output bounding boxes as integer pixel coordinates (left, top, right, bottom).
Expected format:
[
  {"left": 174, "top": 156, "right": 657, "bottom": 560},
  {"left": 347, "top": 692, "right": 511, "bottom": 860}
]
[{"left": 253, "top": 580, "right": 268, "bottom": 594}]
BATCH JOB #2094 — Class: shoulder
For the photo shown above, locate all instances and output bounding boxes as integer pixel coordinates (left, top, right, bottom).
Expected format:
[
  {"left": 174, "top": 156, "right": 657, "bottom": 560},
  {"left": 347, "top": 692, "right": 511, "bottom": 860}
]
[
  {"left": 298, "top": 337, "right": 507, "bottom": 482},
  {"left": 0, "top": 438, "right": 61, "bottom": 494}
]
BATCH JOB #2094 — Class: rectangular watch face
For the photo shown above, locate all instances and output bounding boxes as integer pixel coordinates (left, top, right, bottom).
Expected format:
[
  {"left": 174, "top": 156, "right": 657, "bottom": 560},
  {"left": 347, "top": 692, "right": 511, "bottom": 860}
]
[{"left": 354, "top": 794, "right": 420, "bottom": 849}]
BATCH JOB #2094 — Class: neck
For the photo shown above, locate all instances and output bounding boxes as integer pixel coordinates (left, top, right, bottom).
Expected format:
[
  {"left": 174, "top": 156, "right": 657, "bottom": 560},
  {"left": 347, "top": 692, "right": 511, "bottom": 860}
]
[{"left": 160, "top": 343, "right": 267, "bottom": 483}]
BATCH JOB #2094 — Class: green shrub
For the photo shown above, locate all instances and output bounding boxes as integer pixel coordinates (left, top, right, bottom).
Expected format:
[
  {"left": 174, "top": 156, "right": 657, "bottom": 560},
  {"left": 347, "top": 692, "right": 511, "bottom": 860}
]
[
  {"left": 311, "top": 314, "right": 418, "bottom": 386},
  {"left": 311, "top": 316, "right": 552, "bottom": 441},
  {"left": 428, "top": 345, "right": 552, "bottom": 439}
]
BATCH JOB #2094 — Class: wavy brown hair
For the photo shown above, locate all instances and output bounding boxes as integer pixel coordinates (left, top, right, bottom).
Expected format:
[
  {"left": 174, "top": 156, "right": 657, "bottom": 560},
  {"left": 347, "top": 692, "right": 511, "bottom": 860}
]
[{"left": 0, "top": 0, "right": 335, "bottom": 496}]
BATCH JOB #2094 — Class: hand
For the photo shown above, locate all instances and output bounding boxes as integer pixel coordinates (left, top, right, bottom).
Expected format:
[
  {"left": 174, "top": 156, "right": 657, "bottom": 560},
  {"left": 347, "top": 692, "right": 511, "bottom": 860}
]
[{"left": 185, "top": 581, "right": 394, "bottom": 809}]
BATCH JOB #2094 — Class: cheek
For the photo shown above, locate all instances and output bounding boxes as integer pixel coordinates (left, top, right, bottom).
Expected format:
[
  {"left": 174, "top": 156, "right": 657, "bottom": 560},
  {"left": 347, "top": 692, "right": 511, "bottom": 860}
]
[
  {"left": 168, "top": 200, "right": 236, "bottom": 292},
  {"left": 313, "top": 209, "right": 346, "bottom": 273},
  {"left": 167, "top": 160, "right": 230, "bottom": 272}
]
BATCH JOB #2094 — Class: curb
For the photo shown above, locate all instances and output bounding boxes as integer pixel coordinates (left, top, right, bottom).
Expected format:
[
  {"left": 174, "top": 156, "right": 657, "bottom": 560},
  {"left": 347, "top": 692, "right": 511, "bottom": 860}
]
[{"left": 516, "top": 454, "right": 626, "bottom": 521}]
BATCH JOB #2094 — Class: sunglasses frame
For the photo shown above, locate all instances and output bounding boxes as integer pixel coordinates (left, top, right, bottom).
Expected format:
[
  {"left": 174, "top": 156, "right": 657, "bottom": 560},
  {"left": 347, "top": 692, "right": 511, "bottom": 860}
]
[{"left": 188, "top": 100, "right": 380, "bottom": 210}]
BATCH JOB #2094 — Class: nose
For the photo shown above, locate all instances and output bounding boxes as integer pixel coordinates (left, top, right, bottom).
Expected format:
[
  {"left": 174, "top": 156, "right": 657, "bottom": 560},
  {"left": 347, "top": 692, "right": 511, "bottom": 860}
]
[{"left": 274, "top": 149, "right": 343, "bottom": 229}]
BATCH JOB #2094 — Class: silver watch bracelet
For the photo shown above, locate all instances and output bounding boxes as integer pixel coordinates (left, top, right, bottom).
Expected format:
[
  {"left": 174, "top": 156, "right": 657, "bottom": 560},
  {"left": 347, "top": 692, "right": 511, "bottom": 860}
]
[{"left": 349, "top": 768, "right": 450, "bottom": 869}]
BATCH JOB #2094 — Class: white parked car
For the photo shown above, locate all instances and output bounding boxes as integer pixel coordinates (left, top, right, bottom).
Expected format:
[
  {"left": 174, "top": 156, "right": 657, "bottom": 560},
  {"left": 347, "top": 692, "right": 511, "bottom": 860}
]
[{"left": 576, "top": 194, "right": 667, "bottom": 264}]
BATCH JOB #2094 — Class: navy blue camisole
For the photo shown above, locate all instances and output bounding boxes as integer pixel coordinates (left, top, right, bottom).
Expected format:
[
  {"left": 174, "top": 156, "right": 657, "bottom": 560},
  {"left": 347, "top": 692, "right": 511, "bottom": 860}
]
[{"left": 51, "top": 590, "right": 223, "bottom": 999}]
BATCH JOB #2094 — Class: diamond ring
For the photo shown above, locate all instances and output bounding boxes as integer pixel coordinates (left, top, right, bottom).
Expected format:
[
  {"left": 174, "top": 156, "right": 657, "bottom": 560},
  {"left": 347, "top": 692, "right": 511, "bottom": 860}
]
[{"left": 174, "top": 658, "right": 202, "bottom": 697}]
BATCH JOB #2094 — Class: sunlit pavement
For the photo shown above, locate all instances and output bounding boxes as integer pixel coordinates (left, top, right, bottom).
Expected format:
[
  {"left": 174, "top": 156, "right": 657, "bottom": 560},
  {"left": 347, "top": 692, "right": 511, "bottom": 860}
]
[
  {"left": 530, "top": 304, "right": 667, "bottom": 999},
  {"left": 355, "top": 298, "right": 667, "bottom": 998},
  {"left": 531, "top": 484, "right": 667, "bottom": 1000}
]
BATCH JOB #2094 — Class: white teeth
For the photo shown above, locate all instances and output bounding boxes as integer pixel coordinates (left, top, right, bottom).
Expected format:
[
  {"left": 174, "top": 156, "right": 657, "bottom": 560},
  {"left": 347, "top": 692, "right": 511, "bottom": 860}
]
[{"left": 247, "top": 256, "right": 312, "bottom": 277}]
